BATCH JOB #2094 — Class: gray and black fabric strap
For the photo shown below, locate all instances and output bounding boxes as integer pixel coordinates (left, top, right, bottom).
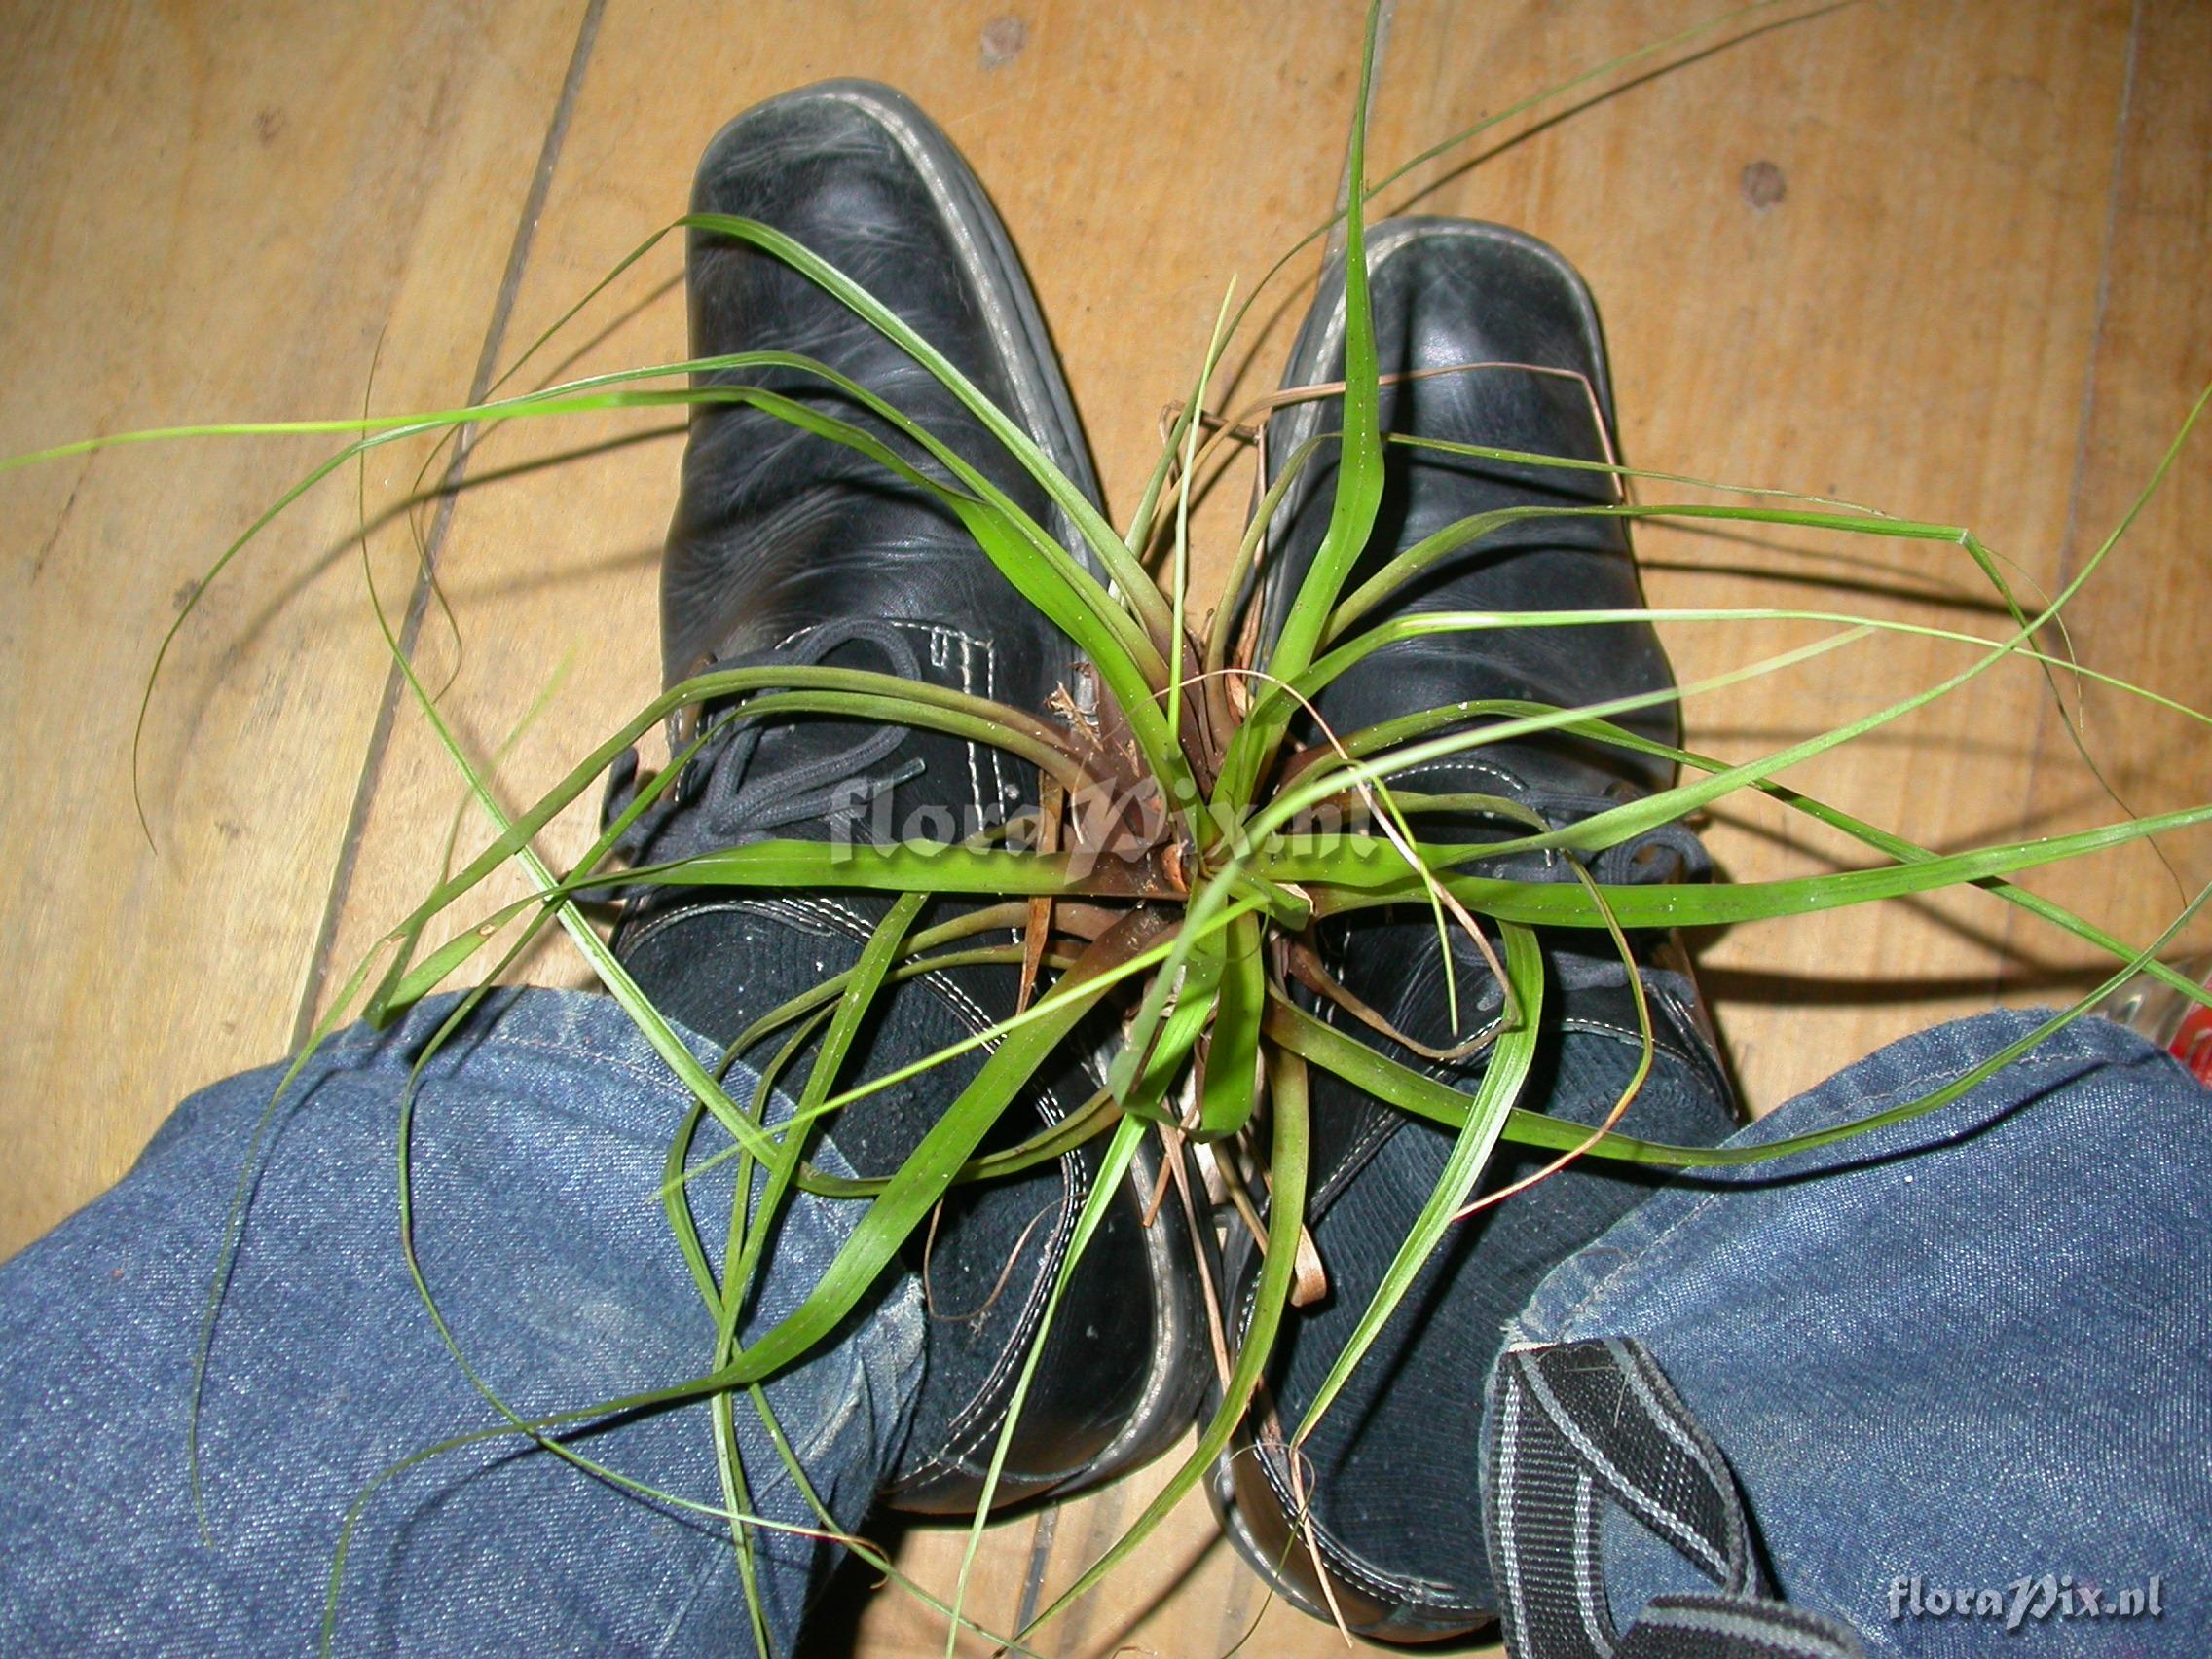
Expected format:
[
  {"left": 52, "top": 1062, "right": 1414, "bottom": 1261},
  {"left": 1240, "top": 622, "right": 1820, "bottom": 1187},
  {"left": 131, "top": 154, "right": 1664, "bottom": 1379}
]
[{"left": 1484, "top": 1337, "right": 1863, "bottom": 1659}]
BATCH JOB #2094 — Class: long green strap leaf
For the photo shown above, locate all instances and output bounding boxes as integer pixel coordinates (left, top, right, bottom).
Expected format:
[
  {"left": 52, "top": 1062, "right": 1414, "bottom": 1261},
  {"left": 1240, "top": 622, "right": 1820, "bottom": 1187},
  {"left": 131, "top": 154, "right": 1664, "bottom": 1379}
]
[
  {"left": 1214, "top": 2, "right": 1387, "bottom": 808},
  {"left": 1269, "top": 865, "right": 2204, "bottom": 1166},
  {"left": 1197, "top": 911, "right": 1268, "bottom": 1136},
  {"left": 945, "top": 1113, "right": 1148, "bottom": 1657},
  {"left": 1275, "top": 800, "right": 2212, "bottom": 926},
  {"left": 715, "top": 958, "right": 1115, "bottom": 1387},
  {"left": 1351, "top": 697, "right": 2212, "bottom": 1011}
]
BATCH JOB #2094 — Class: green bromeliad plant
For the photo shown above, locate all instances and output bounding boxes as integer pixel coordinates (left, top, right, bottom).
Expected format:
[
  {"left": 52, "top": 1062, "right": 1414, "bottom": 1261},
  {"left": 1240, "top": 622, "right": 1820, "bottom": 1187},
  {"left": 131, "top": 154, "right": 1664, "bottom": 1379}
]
[{"left": 11, "top": 2, "right": 2210, "bottom": 1652}]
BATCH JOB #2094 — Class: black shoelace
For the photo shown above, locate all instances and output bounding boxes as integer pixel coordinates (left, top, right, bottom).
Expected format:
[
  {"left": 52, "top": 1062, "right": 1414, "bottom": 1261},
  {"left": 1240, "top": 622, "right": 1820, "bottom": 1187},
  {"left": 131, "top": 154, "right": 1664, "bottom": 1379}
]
[{"left": 603, "top": 618, "right": 929, "bottom": 876}]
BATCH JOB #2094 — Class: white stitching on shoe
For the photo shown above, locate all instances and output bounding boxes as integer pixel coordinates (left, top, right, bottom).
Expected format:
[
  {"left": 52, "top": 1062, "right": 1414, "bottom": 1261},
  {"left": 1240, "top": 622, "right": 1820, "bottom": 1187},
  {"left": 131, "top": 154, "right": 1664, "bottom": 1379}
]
[{"left": 818, "top": 91, "right": 1031, "bottom": 410}]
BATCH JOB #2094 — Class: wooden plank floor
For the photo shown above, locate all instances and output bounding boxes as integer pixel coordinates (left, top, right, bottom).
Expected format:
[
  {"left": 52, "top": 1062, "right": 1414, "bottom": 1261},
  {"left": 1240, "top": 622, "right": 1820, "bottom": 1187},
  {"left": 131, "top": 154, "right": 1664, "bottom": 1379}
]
[
  {"left": 4, "top": 3, "right": 2205, "bottom": 1655},
  {"left": 0, "top": 0, "right": 596, "bottom": 1251}
]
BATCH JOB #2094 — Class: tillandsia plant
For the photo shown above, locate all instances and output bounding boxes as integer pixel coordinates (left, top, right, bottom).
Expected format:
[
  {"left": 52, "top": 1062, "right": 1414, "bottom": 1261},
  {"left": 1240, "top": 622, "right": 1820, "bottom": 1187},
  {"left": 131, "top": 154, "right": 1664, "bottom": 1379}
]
[{"left": 10, "top": 1, "right": 2212, "bottom": 1654}]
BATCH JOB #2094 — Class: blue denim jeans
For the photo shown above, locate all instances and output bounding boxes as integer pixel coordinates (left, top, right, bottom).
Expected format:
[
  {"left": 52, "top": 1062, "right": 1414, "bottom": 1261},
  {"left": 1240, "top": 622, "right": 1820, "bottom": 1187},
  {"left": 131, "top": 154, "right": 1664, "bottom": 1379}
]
[
  {"left": 0, "top": 990, "right": 919, "bottom": 1655},
  {"left": 2, "top": 994, "right": 2203, "bottom": 1654},
  {"left": 1499, "top": 1008, "right": 2209, "bottom": 1656}
]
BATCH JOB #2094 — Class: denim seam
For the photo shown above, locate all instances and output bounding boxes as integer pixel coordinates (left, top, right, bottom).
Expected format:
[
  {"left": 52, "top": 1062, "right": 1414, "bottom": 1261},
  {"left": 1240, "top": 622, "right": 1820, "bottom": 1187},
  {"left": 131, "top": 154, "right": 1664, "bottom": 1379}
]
[
  {"left": 783, "top": 1360, "right": 867, "bottom": 1474},
  {"left": 649, "top": 1547, "right": 727, "bottom": 1659}
]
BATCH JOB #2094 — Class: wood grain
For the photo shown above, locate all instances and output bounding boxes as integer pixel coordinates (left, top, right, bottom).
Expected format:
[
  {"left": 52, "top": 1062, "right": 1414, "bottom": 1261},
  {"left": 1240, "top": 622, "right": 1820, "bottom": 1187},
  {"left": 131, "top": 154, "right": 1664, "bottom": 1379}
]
[
  {"left": 0, "top": 0, "right": 591, "bottom": 1253},
  {"left": 4, "top": 2, "right": 2205, "bottom": 1655},
  {"left": 1997, "top": 0, "right": 2212, "bottom": 982}
]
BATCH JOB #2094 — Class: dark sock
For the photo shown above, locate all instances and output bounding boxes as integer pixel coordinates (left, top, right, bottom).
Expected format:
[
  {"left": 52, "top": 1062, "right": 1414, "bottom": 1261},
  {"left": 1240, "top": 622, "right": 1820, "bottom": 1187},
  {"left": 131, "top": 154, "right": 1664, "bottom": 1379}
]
[{"left": 1266, "top": 1025, "right": 1737, "bottom": 1604}]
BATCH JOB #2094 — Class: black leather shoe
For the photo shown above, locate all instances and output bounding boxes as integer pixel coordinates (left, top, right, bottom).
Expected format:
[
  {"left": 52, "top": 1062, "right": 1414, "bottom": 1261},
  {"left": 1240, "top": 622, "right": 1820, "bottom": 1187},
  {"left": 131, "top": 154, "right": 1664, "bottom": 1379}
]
[
  {"left": 610, "top": 81, "right": 1205, "bottom": 1514},
  {"left": 1207, "top": 219, "right": 1741, "bottom": 1639}
]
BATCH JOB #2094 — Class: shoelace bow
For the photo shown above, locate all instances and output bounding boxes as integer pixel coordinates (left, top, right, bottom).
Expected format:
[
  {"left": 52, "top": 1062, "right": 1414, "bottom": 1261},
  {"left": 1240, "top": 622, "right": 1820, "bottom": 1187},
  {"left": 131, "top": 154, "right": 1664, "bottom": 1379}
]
[
  {"left": 603, "top": 618, "right": 927, "bottom": 874},
  {"left": 1523, "top": 790, "right": 1712, "bottom": 889}
]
